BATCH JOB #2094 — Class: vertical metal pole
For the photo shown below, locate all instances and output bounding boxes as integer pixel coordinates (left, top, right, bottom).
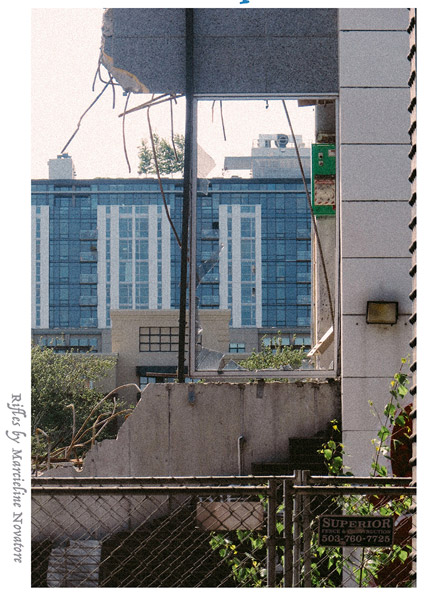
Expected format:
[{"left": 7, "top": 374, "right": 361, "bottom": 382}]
[
  {"left": 283, "top": 478, "right": 294, "bottom": 588},
  {"left": 302, "top": 470, "right": 312, "bottom": 587},
  {"left": 292, "top": 470, "right": 302, "bottom": 587},
  {"left": 267, "top": 478, "right": 277, "bottom": 587},
  {"left": 178, "top": 8, "right": 194, "bottom": 382}
]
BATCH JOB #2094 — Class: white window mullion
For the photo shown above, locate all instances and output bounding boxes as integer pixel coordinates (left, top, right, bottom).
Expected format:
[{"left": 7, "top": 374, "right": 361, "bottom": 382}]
[
  {"left": 148, "top": 205, "right": 158, "bottom": 308},
  {"left": 132, "top": 206, "right": 136, "bottom": 309},
  {"left": 97, "top": 206, "right": 106, "bottom": 328},
  {"left": 231, "top": 205, "right": 241, "bottom": 327},
  {"left": 40, "top": 206, "right": 49, "bottom": 328},
  {"left": 255, "top": 204, "right": 262, "bottom": 327},
  {"left": 161, "top": 210, "right": 171, "bottom": 309},
  {"left": 219, "top": 205, "right": 228, "bottom": 309},
  {"left": 110, "top": 206, "right": 119, "bottom": 310}
]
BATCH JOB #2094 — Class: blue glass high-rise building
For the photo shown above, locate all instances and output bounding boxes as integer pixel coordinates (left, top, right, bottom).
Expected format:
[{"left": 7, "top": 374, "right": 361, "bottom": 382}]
[{"left": 31, "top": 161, "right": 311, "bottom": 354}]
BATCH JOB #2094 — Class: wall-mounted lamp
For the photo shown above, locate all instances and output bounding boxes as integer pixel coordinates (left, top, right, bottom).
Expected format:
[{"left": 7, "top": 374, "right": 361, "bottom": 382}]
[{"left": 366, "top": 301, "right": 398, "bottom": 325}]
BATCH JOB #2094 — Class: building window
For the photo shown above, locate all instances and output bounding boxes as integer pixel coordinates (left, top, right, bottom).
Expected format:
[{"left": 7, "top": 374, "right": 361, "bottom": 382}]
[
  {"left": 294, "top": 336, "right": 312, "bottom": 348},
  {"left": 261, "top": 335, "right": 290, "bottom": 351},
  {"left": 119, "top": 284, "right": 132, "bottom": 308},
  {"left": 139, "top": 375, "right": 176, "bottom": 385},
  {"left": 139, "top": 327, "right": 188, "bottom": 352},
  {"left": 229, "top": 342, "right": 246, "bottom": 353}
]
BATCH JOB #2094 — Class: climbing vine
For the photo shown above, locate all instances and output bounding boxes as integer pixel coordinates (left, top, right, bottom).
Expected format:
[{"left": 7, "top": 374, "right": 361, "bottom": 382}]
[{"left": 209, "top": 359, "right": 413, "bottom": 587}]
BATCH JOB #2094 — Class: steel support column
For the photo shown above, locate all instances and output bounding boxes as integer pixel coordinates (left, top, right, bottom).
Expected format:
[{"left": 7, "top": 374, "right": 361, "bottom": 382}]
[{"left": 178, "top": 8, "right": 194, "bottom": 382}]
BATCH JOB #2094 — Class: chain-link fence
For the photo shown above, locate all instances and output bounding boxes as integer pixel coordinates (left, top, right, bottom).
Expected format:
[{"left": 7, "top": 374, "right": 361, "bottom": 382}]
[
  {"left": 290, "top": 473, "right": 415, "bottom": 588},
  {"left": 31, "top": 474, "right": 415, "bottom": 588}
]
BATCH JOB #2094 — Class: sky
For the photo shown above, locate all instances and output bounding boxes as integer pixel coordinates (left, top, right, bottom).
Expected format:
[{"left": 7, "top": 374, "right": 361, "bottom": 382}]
[{"left": 31, "top": 6, "right": 317, "bottom": 180}]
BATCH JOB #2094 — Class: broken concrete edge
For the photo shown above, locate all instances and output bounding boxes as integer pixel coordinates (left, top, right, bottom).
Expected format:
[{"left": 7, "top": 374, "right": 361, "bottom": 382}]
[
  {"left": 100, "top": 8, "right": 150, "bottom": 94},
  {"left": 36, "top": 379, "right": 340, "bottom": 479}
]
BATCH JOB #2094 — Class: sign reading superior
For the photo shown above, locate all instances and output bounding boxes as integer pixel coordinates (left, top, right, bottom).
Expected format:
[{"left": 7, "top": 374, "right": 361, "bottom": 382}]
[{"left": 318, "top": 515, "right": 394, "bottom": 547}]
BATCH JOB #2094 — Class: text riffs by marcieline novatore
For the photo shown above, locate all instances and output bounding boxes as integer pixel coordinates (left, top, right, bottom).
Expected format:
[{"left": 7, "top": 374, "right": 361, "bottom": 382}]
[{"left": 6, "top": 393, "right": 27, "bottom": 564}]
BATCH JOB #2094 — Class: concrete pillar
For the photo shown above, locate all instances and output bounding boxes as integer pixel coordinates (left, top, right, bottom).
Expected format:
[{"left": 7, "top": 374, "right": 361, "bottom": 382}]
[{"left": 338, "top": 8, "right": 412, "bottom": 475}]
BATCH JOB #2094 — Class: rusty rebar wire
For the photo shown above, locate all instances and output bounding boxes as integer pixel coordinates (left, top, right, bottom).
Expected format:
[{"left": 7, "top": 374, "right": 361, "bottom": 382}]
[
  {"left": 92, "top": 60, "right": 100, "bottom": 92},
  {"left": 61, "top": 81, "right": 110, "bottom": 154},
  {"left": 282, "top": 99, "right": 335, "bottom": 326},
  {"left": 93, "top": 58, "right": 121, "bottom": 89},
  {"left": 118, "top": 93, "right": 184, "bottom": 118},
  {"left": 122, "top": 92, "right": 132, "bottom": 173},
  {"left": 220, "top": 100, "right": 227, "bottom": 141},
  {"left": 210, "top": 100, "right": 226, "bottom": 140},
  {"left": 110, "top": 73, "right": 116, "bottom": 109},
  {"left": 147, "top": 105, "right": 182, "bottom": 249},
  {"left": 170, "top": 97, "right": 179, "bottom": 161}
]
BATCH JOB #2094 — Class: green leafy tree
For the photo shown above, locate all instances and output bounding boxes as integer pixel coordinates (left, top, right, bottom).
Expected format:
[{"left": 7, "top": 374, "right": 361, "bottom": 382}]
[
  {"left": 137, "top": 133, "right": 185, "bottom": 176},
  {"left": 31, "top": 345, "right": 122, "bottom": 464}
]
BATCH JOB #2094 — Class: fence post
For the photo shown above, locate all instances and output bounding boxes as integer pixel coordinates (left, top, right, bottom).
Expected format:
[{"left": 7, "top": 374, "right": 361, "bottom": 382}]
[
  {"left": 302, "top": 470, "right": 312, "bottom": 587},
  {"left": 283, "top": 478, "right": 294, "bottom": 587},
  {"left": 267, "top": 478, "right": 278, "bottom": 587},
  {"left": 292, "top": 470, "right": 302, "bottom": 586}
]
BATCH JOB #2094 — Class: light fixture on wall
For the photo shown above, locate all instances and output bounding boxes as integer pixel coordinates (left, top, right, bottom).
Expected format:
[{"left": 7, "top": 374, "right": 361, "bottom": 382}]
[{"left": 366, "top": 301, "right": 398, "bottom": 325}]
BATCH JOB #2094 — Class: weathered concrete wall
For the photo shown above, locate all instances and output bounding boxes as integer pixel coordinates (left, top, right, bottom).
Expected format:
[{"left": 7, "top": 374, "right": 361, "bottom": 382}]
[
  {"left": 33, "top": 381, "right": 339, "bottom": 541},
  {"left": 102, "top": 8, "right": 338, "bottom": 95},
  {"left": 45, "top": 381, "right": 340, "bottom": 478}
]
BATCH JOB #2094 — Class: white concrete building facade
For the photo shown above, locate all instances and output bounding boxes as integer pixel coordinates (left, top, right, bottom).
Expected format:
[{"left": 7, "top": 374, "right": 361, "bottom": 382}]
[{"left": 338, "top": 8, "right": 412, "bottom": 474}]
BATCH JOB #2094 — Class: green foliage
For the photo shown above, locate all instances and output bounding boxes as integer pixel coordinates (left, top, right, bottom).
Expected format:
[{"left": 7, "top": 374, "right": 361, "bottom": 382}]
[
  {"left": 31, "top": 345, "right": 120, "bottom": 461},
  {"left": 238, "top": 334, "right": 306, "bottom": 372},
  {"left": 370, "top": 362, "right": 410, "bottom": 477},
  {"left": 210, "top": 360, "right": 413, "bottom": 587},
  {"left": 137, "top": 133, "right": 185, "bottom": 175},
  {"left": 315, "top": 362, "right": 412, "bottom": 587},
  {"left": 309, "top": 491, "right": 412, "bottom": 587},
  {"left": 317, "top": 420, "right": 352, "bottom": 476},
  {"left": 210, "top": 531, "right": 266, "bottom": 587}
]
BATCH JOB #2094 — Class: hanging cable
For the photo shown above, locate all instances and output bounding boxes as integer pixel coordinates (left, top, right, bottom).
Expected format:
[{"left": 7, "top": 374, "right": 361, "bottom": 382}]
[
  {"left": 146, "top": 105, "right": 182, "bottom": 249},
  {"left": 109, "top": 74, "right": 116, "bottom": 110},
  {"left": 210, "top": 100, "right": 227, "bottom": 140},
  {"left": 93, "top": 57, "right": 121, "bottom": 89},
  {"left": 282, "top": 100, "right": 335, "bottom": 326},
  {"left": 220, "top": 100, "right": 227, "bottom": 141},
  {"left": 92, "top": 60, "right": 101, "bottom": 92},
  {"left": 93, "top": 59, "right": 121, "bottom": 90},
  {"left": 118, "top": 93, "right": 184, "bottom": 118},
  {"left": 170, "top": 97, "right": 178, "bottom": 161},
  {"left": 117, "top": 89, "right": 184, "bottom": 245},
  {"left": 122, "top": 92, "right": 132, "bottom": 173},
  {"left": 61, "top": 81, "right": 110, "bottom": 154}
]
